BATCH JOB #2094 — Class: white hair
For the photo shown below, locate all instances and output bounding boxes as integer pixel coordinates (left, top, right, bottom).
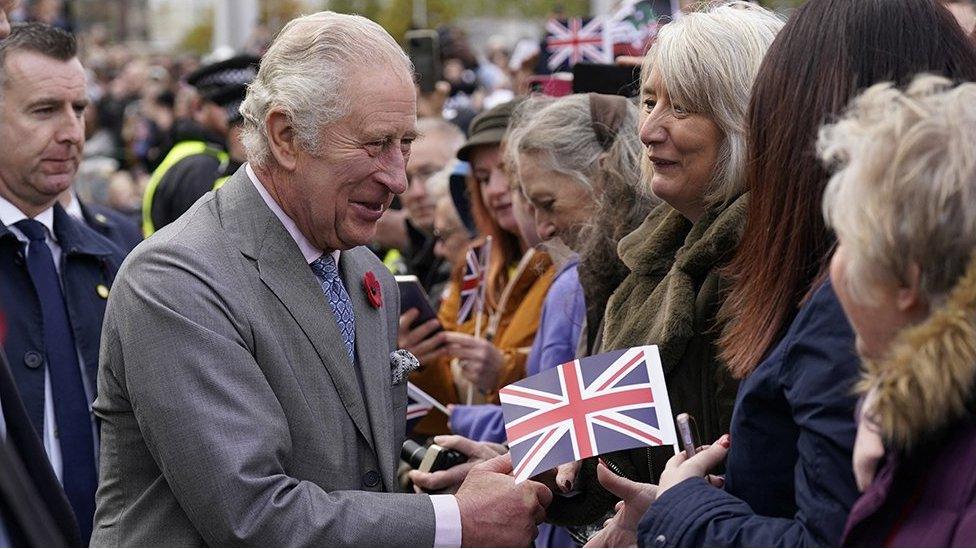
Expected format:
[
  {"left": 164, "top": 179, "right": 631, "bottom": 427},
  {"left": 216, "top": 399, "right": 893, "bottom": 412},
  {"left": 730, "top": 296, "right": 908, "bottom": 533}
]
[
  {"left": 239, "top": 11, "right": 412, "bottom": 167},
  {"left": 642, "top": 1, "right": 783, "bottom": 208},
  {"left": 821, "top": 75, "right": 976, "bottom": 306}
]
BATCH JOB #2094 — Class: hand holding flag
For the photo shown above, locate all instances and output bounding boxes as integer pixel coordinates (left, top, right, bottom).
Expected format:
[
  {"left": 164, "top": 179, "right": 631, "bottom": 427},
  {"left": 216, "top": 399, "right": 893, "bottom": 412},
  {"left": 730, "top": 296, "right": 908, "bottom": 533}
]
[{"left": 500, "top": 346, "right": 677, "bottom": 483}]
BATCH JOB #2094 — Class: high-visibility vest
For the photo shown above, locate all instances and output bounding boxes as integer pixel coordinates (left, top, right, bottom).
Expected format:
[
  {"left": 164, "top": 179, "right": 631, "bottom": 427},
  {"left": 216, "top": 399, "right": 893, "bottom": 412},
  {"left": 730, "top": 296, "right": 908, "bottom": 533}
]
[{"left": 142, "top": 140, "right": 228, "bottom": 237}]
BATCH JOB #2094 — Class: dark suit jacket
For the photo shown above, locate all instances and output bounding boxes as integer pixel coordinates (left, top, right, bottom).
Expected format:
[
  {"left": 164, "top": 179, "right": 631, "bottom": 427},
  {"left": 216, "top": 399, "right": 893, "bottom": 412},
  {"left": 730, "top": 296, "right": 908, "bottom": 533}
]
[
  {"left": 79, "top": 201, "right": 142, "bottom": 256},
  {"left": 0, "top": 204, "right": 125, "bottom": 436},
  {"left": 0, "top": 349, "right": 81, "bottom": 546}
]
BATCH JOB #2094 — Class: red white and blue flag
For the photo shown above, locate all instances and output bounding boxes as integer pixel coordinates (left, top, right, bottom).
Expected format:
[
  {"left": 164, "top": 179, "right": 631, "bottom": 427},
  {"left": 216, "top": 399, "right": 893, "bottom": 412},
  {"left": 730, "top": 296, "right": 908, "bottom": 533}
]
[
  {"left": 542, "top": 17, "right": 611, "bottom": 72},
  {"left": 457, "top": 242, "right": 487, "bottom": 325},
  {"left": 406, "top": 381, "right": 448, "bottom": 433},
  {"left": 500, "top": 346, "right": 676, "bottom": 483}
]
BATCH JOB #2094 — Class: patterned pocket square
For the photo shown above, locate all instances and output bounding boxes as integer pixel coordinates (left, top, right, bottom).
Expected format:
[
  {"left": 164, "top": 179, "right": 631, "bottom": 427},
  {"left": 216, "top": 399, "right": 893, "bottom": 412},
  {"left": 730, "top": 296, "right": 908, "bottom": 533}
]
[{"left": 390, "top": 349, "right": 420, "bottom": 385}]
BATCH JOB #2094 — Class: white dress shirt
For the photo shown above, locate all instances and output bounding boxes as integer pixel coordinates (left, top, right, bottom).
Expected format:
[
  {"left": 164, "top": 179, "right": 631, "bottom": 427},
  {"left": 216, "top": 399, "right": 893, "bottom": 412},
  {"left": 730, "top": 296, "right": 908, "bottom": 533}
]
[{"left": 245, "top": 164, "right": 462, "bottom": 547}]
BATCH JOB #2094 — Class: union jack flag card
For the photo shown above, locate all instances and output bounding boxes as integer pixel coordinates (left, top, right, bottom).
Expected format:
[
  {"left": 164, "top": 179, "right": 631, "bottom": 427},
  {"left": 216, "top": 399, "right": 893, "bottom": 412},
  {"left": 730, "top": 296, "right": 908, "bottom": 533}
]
[{"left": 500, "top": 346, "right": 677, "bottom": 483}]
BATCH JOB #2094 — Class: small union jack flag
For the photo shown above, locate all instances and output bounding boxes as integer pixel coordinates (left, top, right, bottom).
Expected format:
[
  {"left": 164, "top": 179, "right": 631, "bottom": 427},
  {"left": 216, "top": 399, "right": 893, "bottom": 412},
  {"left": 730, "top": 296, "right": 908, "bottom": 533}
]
[
  {"left": 457, "top": 241, "right": 488, "bottom": 324},
  {"left": 406, "top": 387, "right": 433, "bottom": 434},
  {"left": 500, "top": 346, "right": 677, "bottom": 483},
  {"left": 406, "top": 381, "right": 448, "bottom": 433},
  {"left": 543, "top": 17, "right": 611, "bottom": 72}
]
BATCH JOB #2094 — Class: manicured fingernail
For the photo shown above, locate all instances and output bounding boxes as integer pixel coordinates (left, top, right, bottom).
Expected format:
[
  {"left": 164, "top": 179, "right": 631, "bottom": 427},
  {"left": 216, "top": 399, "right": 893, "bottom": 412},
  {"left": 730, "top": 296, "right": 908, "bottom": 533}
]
[{"left": 719, "top": 434, "right": 731, "bottom": 448}]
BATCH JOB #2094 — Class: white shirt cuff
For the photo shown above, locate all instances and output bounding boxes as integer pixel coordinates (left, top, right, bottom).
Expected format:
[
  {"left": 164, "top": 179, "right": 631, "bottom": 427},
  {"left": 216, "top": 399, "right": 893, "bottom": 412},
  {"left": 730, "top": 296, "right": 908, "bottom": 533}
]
[{"left": 430, "top": 494, "right": 462, "bottom": 547}]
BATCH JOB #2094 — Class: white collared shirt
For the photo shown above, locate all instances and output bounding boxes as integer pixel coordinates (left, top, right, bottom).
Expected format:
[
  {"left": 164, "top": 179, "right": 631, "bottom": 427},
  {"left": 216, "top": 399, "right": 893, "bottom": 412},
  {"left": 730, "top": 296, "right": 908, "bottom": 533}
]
[
  {"left": 243, "top": 164, "right": 462, "bottom": 547},
  {"left": 0, "top": 194, "right": 99, "bottom": 483}
]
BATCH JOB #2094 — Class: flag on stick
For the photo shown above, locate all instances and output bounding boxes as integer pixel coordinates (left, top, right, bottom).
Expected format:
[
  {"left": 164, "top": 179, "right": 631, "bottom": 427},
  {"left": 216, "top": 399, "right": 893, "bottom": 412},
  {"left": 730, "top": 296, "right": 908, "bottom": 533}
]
[
  {"left": 406, "top": 381, "right": 448, "bottom": 433},
  {"left": 457, "top": 240, "right": 488, "bottom": 325},
  {"left": 500, "top": 346, "right": 677, "bottom": 483}
]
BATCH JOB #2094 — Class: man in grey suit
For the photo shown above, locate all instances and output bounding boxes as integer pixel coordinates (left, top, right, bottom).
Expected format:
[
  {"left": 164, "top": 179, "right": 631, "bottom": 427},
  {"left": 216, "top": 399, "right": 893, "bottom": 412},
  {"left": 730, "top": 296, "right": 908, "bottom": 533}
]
[{"left": 91, "top": 11, "right": 551, "bottom": 547}]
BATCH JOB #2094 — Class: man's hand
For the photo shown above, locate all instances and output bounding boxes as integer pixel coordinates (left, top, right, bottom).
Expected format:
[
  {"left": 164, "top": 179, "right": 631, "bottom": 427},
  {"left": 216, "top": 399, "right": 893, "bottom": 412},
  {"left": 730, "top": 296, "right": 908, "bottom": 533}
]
[
  {"left": 454, "top": 454, "right": 553, "bottom": 547},
  {"left": 583, "top": 462, "right": 659, "bottom": 547},
  {"left": 398, "top": 309, "right": 446, "bottom": 364},
  {"left": 657, "top": 434, "right": 730, "bottom": 497},
  {"left": 409, "top": 435, "right": 507, "bottom": 493},
  {"left": 444, "top": 332, "right": 504, "bottom": 393}
]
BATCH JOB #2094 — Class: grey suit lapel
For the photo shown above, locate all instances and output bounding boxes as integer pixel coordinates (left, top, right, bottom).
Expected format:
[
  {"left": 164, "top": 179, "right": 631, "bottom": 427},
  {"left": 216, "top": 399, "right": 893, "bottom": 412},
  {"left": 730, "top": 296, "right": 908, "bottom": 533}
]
[
  {"left": 342, "top": 249, "right": 397, "bottom": 487},
  {"left": 217, "top": 168, "right": 374, "bottom": 449}
]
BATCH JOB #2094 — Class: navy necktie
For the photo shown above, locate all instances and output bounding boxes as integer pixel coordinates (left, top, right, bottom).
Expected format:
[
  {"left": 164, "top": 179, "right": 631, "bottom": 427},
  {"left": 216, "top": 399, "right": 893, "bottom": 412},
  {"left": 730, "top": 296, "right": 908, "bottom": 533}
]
[
  {"left": 15, "top": 219, "right": 96, "bottom": 541},
  {"left": 310, "top": 253, "right": 356, "bottom": 364}
]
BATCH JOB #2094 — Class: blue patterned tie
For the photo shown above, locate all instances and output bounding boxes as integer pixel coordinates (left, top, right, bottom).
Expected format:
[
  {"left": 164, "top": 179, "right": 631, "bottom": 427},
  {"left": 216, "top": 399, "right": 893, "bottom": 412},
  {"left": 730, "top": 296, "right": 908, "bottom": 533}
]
[
  {"left": 15, "top": 219, "right": 97, "bottom": 542},
  {"left": 310, "top": 253, "right": 356, "bottom": 364}
]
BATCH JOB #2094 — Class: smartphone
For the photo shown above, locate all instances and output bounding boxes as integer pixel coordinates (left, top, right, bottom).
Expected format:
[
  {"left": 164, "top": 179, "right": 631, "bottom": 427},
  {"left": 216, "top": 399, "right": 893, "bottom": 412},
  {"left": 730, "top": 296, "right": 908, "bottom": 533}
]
[
  {"left": 572, "top": 62, "right": 641, "bottom": 97},
  {"left": 676, "top": 413, "right": 698, "bottom": 457},
  {"left": 449, "top": 163, "right": 477, "bottom": 237},
  {"left": 406, "top": 30, "right": 441, "bottom": 93},
  {"left": 396, "top": 275, "right": 441, "bottom": 331}
]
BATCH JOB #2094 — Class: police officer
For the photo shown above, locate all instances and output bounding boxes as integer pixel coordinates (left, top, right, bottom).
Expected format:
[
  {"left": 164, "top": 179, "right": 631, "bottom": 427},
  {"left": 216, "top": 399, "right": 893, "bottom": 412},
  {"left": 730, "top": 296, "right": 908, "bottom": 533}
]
[{"left": 142, "top": 54, "right": 258, "bottom": 236}]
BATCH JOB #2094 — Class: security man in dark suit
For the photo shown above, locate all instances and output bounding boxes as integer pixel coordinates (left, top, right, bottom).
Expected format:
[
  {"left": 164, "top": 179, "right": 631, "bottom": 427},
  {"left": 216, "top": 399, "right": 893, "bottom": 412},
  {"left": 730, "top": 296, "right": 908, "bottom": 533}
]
[
  {"left": 0, "top": 23, "right": 125, "bottom": 543},
  {"left": 141, "top": 54, "right": 259, "bottom": 236}
]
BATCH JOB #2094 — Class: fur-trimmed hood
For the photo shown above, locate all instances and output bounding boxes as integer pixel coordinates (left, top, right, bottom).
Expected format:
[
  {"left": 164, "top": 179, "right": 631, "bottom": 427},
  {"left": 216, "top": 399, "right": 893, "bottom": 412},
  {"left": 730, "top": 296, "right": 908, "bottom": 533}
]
[{"left": 862, "top": 256, "right": 976, "bottom": 451}]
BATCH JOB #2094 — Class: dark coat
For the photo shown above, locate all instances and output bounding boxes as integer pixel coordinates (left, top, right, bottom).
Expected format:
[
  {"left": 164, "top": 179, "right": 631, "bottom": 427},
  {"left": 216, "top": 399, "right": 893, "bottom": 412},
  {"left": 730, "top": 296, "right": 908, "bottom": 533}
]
[
  {"left": 80, "top": 200, "right": 142, "bottom": 255},
  {"left": 637, "top": 280, "right": 861, "bottom": 547},
  {"left": 0, "top": 350, "right": 81, "bottom": 546},
  {"left": 842, "top": 418, "right": 976, "bottom": 547},
  {"left": 0, "top": 204, "right": 124, "bottom": 435},
  {"left": 840, "top": 262, "right": 976, "bottom": 547},
  {"left": 548, "top": 196, "right": 746, "bottom": 527}
]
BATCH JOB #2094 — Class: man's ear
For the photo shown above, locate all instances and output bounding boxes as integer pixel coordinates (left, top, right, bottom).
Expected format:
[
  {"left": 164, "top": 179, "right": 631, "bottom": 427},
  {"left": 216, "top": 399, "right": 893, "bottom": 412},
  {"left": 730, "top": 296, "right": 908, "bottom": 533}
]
[{"left": 266, "top": 109, "right": 298, "bottom": 171}]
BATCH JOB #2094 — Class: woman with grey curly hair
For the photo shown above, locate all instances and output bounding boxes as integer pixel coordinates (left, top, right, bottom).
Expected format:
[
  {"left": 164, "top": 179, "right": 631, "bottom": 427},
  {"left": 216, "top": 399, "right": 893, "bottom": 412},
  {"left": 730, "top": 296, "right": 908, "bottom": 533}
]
[{"left": 821, "top": 76, "right": 976, "bottom": 546}]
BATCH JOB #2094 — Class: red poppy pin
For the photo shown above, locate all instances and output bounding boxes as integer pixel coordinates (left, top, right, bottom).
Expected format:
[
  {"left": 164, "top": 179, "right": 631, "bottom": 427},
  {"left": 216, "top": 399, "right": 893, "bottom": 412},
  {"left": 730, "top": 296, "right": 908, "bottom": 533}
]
[{"left": 363, "top": 271, "right": 382, "bottom": 308}]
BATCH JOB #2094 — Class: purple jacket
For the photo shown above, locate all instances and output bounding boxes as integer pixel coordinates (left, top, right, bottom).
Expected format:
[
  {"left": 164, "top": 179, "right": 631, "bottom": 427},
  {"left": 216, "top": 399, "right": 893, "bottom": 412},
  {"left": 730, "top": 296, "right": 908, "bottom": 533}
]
[{"left": 843, "top": 418, "right": 976, "bottom": 547}]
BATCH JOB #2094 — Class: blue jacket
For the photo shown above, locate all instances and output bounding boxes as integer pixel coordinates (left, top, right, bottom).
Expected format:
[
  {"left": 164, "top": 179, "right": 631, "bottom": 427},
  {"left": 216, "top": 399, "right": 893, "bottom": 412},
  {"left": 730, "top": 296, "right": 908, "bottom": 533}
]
[
  {"left": 451, "top": 259, "right": 585, "bottom": 442},
  {"left": 80, "top": 201, "right": 142, "bottom": 256},
  {"left": 0, "top": 204, "right": 124, "bottom": 435},
  {"left": 638, "top": 280, "right": 861, "bottom": 547}
]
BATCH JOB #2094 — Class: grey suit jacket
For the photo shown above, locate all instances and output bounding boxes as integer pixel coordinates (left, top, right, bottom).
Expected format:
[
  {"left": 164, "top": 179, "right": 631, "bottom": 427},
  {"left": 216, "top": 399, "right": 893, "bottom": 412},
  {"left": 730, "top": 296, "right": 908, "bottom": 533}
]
[{"left": 91, "top": 167, "right": 437, "bottom": 546}]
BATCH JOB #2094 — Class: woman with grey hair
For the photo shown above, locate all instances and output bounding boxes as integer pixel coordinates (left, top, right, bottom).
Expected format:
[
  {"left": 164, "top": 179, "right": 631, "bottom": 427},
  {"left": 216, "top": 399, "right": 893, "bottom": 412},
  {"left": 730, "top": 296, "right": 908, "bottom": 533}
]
[
  {"left": 820, "top": 76, "right": 976, "bottom": 546},
  {"left": 545, "top": 1, "right": 783, "bottom": 541}
]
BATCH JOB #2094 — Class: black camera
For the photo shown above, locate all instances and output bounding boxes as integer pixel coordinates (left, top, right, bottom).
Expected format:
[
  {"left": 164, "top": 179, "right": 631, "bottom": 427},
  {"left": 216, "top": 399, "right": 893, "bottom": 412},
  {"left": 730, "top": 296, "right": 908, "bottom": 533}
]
[{"left": 402, "top": 440, "right": 466, "bottom": 473}]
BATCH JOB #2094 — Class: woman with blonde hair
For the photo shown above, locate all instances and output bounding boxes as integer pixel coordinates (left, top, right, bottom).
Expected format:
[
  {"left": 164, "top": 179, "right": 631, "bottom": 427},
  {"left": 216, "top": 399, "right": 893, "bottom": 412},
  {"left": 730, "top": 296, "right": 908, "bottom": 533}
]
[{"left": 820, "top": 76, "right": 976, "bottom": 547}]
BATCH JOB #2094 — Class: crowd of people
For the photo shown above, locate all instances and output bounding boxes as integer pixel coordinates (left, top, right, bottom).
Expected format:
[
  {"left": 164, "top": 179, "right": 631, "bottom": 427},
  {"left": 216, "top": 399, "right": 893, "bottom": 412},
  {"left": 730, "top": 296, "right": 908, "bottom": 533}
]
[{"left": 1, "top": 0, "right": 976, "bottom": 547}]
